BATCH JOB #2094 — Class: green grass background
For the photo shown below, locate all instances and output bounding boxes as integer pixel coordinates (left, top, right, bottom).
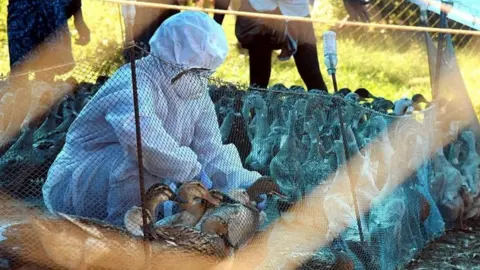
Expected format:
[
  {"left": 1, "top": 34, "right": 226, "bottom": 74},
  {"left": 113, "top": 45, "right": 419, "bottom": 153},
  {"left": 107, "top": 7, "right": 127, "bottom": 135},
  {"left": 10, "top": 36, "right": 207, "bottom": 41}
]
[{"left": 0, "top": 0, "right": 479, "bottom": 110}]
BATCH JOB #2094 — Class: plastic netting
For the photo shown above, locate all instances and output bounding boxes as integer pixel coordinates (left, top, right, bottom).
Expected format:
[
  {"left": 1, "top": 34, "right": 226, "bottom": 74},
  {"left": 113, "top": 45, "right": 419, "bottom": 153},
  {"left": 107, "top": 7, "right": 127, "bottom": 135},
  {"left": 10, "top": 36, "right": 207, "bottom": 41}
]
[
  {"left": 1, "top": 42, "right": 478, "bottom": 270},
  {"left": 223, "top": 83, "right": 445, "bottom": 270},
  {"left": 113, "top": 0, "right": 480, "bottom": 62},
  {"left": 315, "top": 0, "right": 480, "bottom": 55}
]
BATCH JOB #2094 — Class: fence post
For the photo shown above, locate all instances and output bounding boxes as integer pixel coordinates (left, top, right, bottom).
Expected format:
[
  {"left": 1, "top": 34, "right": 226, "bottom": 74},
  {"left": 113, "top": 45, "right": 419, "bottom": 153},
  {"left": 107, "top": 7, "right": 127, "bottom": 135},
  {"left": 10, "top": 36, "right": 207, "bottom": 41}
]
[
  {"left": 432, "top": 0, "right": 453, "bottom": 101},
  {"left": 324, "top": 31, "right": 365, "bottom": 243},
  {"left": 121, "top": 1, "right": 151, "bottom": 268}
]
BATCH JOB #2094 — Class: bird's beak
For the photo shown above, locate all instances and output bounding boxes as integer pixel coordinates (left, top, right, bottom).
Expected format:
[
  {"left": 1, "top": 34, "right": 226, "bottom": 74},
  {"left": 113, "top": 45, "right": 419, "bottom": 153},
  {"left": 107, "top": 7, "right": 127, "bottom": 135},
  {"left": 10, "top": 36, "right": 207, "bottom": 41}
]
[
  {"left": 269, "top": 190, "right": 287, "bottom": 199},
  {"left": 202, "top": 192, "right": 221, "bottom": 206}
]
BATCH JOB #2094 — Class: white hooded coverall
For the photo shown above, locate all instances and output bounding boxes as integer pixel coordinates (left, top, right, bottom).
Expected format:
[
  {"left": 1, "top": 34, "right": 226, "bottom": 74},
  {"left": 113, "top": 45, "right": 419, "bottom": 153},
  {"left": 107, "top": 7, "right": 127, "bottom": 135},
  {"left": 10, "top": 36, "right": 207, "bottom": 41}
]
[{"left": 42, "top": 11, "right": 261, "bottom": 226}]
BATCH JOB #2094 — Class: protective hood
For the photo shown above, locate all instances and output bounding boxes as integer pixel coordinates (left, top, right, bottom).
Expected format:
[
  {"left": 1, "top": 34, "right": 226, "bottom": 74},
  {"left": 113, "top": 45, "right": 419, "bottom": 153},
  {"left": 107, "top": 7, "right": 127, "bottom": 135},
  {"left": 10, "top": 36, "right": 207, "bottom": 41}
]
[{"left": 149, "top": 11, "right": 229, "bottom": 71}]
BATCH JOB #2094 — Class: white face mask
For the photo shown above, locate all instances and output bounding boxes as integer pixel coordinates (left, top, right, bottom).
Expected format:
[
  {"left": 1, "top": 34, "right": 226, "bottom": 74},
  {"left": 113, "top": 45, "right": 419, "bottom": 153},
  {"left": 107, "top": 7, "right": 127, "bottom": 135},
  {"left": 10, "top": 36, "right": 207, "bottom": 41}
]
[{"left": 171, "top": 69, "right": 213, "bottom": 100}]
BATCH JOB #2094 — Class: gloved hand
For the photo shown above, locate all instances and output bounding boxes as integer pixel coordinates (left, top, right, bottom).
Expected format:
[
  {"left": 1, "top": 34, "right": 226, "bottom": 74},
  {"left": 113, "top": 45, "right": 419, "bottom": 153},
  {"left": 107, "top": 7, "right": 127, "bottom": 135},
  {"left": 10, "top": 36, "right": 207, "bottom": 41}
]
[
  {"left": 256, "top": 194, "right": 268, "bottom": 211},
  {"left": 162, "top": 181, "right": 178, "bottom": 218},
  {"left": 194, "top": 168, "right": 212, "bottom": 189},
  {"left": 210, "top": 171, "right": 228, "bottom": 190}
]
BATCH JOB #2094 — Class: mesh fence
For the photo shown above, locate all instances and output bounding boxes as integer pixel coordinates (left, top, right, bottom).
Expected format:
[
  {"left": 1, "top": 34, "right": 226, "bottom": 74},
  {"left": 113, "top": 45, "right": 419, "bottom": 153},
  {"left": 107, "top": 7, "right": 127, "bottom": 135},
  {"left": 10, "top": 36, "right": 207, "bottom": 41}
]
[
  {"left": 232, "top": 85, "right": 444, "bottom": 270},
  {"left": 1, "top": 0, "right": 480, "bottom": 265},
  {"left": 0, "top": 43, "right": 478, "bottom": 270},
  {"left": 0, "top": 56, "right": 118, "bottom": 269},
  {"left": 315, "top": 0, "right": 480, "bottom": 56}
]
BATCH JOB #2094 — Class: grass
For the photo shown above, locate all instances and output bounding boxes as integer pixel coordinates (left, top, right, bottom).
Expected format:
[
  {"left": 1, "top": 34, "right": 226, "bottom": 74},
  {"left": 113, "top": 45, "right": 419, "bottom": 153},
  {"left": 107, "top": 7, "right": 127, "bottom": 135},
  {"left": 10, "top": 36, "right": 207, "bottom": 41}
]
[{"left": 0, "top": 0, "right": 479, "bottom": 110}]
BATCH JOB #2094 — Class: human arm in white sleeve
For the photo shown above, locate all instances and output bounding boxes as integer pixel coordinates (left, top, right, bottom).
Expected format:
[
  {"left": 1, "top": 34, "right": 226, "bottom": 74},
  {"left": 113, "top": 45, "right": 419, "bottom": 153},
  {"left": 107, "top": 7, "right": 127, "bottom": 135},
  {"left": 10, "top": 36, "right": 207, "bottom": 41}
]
[
  {"left": 104, "top": 79, "right": 202, "bottom": 183},
  {"left": 190, "top": 96, "right": 262, "bottom": 192}
]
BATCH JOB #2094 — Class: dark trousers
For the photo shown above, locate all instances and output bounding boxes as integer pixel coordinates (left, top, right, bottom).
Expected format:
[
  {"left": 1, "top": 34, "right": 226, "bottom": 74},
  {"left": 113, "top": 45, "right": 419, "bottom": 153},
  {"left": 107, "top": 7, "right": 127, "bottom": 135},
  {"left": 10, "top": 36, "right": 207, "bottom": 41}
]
[
  {"left": 234, "top": 0, "right": 328, "bottom": 92},
  {"left": 123, "top": 1, "right": 180, "bottom": 61},
  {"left": 248, "top": 38, "right": 328, "bottom": 91}
]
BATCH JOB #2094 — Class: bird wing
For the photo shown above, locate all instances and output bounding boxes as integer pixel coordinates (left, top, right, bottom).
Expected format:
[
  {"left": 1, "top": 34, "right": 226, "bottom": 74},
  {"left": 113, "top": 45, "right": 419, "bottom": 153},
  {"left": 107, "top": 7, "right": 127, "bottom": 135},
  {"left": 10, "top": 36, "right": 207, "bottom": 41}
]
[{"left": 221, "top": 204, "right": 260, "bottom": 250}]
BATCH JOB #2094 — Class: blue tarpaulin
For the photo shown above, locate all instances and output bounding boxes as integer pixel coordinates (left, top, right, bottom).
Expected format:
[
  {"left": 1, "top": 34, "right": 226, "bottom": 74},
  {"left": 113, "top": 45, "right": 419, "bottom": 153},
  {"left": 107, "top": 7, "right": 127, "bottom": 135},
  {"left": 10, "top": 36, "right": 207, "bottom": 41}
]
[
  {"left": 409, "top": 0, "right": 480, "bottom": 30},
  {"left": 418, "top": 2, "right": 480, "bottom": 132}
]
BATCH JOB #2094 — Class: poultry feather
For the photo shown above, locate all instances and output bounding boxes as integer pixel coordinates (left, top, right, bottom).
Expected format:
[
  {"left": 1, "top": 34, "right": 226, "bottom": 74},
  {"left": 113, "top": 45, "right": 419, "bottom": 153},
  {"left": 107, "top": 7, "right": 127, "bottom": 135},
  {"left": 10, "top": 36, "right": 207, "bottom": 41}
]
[{"left": 155, "top": 181, "right": 221, "bottom": 227}]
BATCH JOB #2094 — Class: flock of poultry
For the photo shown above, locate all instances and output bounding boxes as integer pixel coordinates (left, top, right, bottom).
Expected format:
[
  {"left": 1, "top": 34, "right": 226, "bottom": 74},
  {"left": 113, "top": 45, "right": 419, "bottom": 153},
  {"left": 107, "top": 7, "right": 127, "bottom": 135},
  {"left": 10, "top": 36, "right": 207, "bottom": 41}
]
[
  {"left": 208, "top": 82, "right": 480, "bottom": 268},
  {"left": 0, "top": 77, "right": 283, "bottom": 269},
  {"left": 0, "top": 75, "right": 479, "bottom": 269},
  {"left": 2, "top": 177, "right": 285, "bottom": 269},
  {"left": 0, "top": 76, "right": 108, "bottom": 197}
]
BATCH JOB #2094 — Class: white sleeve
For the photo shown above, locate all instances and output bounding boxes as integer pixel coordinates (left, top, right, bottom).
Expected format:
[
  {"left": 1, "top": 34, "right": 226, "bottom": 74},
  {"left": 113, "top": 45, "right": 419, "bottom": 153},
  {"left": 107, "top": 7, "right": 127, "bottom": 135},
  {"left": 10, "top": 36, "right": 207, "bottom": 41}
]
[
  {"left": 190, "top": 98, "right": 261, "bottom": 192},
  {"left": 104, "top": 81, "right": 202, "bottom": 183}
]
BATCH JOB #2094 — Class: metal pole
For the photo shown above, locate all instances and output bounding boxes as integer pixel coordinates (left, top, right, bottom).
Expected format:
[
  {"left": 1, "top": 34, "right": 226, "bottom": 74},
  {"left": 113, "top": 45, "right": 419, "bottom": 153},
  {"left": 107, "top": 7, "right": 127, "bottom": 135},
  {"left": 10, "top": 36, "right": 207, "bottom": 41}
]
[
  {"left": 331, "top": 73, "right": 365, "bottom": 243},
  {"left": 122, "top": 1, "right": 151, "bottom": 268},
  {"left": 129, "top": 45, "right": 149, "bottom": 240},
  {"left": 432, "top": 0, "right": 452, "bottom": 101},
  {"left": 324, "top": 31, "right": 364, "bottom": 243}
]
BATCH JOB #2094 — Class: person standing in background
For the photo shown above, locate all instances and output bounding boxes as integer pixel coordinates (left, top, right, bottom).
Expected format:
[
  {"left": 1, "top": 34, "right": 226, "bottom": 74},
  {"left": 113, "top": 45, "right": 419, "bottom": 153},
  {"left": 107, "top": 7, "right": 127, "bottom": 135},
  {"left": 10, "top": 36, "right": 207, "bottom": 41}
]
[
  {"left": 7, "top": 0, "right": 90, "bottom": 83},
  {"left": 63, "top": 0, "right": 91, "bottom": 42},
  {"left": 124, "top": 0, "right": 181, "bottom": 61},
  {"left": 124, "top": 0, "right": 231, "bottom": 61},
  {"left": 343, "top": 0, "right": 370, "bottom": 22},
  {"left": 214, "top": 0, "right": 329, "bottom": 92}
]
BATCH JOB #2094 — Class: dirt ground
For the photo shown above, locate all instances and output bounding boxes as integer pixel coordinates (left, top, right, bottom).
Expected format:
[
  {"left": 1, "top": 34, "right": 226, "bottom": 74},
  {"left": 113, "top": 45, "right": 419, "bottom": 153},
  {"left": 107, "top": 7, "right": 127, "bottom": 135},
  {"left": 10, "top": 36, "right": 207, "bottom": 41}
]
[{"left": 403, "top": 219, "right": 480, "bottom": 270}]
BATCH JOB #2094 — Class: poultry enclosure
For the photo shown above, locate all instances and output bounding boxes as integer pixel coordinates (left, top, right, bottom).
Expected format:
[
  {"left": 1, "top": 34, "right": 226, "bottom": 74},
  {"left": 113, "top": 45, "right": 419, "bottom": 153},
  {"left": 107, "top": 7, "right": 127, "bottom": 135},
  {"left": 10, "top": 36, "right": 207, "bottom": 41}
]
[{"left": 0, "top": 50, "right": 479, "bottom": 270}]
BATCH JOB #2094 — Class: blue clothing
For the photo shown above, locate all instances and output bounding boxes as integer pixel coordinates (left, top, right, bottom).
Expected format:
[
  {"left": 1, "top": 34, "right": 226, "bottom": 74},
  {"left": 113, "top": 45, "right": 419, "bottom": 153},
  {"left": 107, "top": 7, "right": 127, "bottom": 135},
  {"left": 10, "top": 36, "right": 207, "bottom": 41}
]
[
  {"left": 43, "top": 12, "right": 261, "bottom": 226},
  {"left": 7, "top": 0, "right": 76, "bottom": 74}
]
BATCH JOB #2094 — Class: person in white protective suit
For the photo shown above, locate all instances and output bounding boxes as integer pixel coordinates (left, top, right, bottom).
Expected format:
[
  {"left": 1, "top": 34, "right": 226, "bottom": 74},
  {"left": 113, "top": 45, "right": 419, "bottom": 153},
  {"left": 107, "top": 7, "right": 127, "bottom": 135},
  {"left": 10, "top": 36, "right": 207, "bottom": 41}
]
[{"left": 42, "top": 11, "right": 262, "bottom": 226}]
